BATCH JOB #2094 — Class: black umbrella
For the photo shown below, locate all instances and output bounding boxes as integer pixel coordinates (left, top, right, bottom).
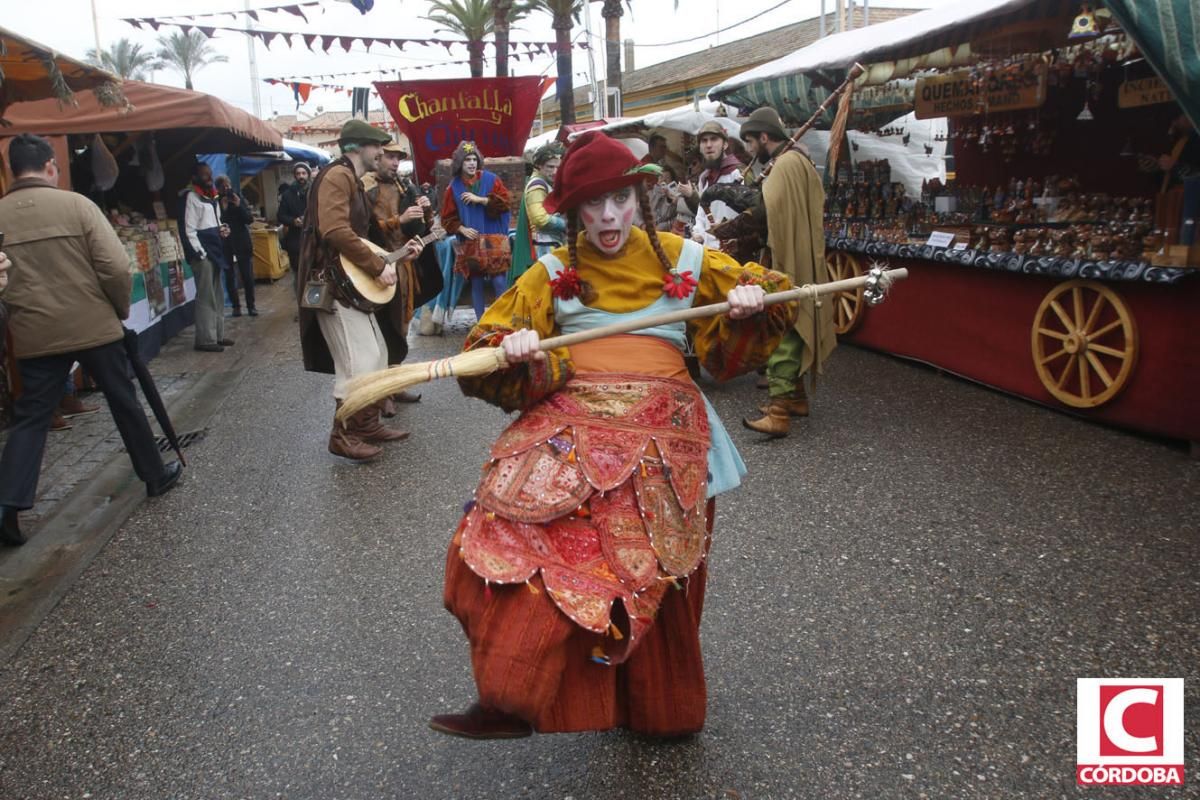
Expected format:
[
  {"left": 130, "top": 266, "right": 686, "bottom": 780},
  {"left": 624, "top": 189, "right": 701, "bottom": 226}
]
[{"left": 122, "top": 327, "right": 186, "bottom": 466}]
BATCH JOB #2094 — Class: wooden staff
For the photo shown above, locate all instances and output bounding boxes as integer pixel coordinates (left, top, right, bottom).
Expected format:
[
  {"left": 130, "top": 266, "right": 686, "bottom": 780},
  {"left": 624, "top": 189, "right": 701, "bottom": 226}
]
[
  {"left": 740, "top": 62, "right": 867, "bottom": 185},
  {"left": 336, "top": 267, "right": 908, "bottom": 420}
]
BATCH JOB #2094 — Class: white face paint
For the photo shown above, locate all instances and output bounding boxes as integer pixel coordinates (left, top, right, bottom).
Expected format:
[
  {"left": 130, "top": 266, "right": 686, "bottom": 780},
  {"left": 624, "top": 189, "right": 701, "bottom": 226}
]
[
  {"left": 462, "top": 154, "right": 479, "bottom": 178},
  {"left": 579, "top": 187, "right": 637, "bottom": 256}
]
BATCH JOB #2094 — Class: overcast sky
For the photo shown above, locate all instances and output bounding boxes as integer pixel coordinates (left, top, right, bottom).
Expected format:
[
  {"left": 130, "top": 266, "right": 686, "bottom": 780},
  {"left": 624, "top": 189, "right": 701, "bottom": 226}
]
[{"left": 19, "top": 0, "right": 956, "bottom": 118}]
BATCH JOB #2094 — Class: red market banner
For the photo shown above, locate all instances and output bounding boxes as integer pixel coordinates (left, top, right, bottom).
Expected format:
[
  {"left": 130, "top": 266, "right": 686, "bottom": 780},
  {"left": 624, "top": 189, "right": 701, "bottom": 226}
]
[{"left": 375, "top": 76, "right": 551, "bottom": 181}]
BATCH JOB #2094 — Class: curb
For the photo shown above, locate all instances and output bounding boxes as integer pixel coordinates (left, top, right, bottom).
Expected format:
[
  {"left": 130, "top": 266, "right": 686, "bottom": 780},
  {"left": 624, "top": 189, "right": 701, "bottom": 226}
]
[{"left": 0, "top": 367, "right": 245, "bottom": 664}]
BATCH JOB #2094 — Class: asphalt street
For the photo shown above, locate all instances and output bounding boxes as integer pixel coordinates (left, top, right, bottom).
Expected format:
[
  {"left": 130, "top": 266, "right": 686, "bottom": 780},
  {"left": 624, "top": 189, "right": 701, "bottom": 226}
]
[{"left": 0, "top": 294, "right": 1196, "bottom": 799}]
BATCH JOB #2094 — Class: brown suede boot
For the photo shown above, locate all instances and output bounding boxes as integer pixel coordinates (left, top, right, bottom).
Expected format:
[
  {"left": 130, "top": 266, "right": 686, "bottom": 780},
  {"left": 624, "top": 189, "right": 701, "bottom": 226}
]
[
  {"left": 328, "top": 403, "right": 382, "bottom": 461},
  {"left": 353, "top": 403, "right": 410, "bottom": 443},
  {"left": 381, "top": 397, "right": 397, "bottom": 418},
  {"left": 743, "top": 399, "right": 791, "bottom": 438},
  {"left": 429, "top": 703, "right": 532, "bottom": 740},
  {"left": 759, "top": 387, "right": 809, "bottom": 417}
]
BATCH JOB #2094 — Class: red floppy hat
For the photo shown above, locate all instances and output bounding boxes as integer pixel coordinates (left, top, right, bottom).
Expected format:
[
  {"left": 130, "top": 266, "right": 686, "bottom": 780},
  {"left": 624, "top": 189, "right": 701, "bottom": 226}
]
[{"left": 543, "top": 131, "right": 661, "bottom": 214}]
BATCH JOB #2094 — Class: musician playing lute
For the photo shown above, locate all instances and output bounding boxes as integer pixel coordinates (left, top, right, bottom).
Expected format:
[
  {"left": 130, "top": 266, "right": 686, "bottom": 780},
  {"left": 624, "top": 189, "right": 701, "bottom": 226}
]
[{"left": 298, "top": 119, "right": 417, "bottom": 461}]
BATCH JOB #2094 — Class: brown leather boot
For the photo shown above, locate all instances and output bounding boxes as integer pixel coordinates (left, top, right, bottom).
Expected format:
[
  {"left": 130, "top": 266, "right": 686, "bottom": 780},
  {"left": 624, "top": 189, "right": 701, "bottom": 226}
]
[
  {"left": 353, "top": 403, "right": 410, "bottom": 443},
  {"left": 381, "top": 397, "right": 397, "bottom": 418},
  {"left": 759, "top": 388, "right": 809, "bottom": 417},
  {"left": 429, "top": 703, "right": 532, "bottom": 740},
  {"left": 59, "top": 394, "right": 100, "bottom": 418},
  {"left": 742, "top": 399, "right": 791, "bottom": 438},
  {"left": 328, "top": 403, "right": 382, "bottom": 461}
]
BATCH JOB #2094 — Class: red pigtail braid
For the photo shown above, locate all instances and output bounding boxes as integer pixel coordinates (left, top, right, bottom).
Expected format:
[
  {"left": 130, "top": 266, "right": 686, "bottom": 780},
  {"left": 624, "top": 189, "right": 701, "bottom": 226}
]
[{"left": 564, "top": 210, "right": 598, "bottom": 304}]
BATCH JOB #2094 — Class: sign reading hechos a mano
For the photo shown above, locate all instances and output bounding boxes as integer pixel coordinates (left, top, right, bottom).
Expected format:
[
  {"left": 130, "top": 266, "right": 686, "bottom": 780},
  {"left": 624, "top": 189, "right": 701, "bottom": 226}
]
[
  {"left": 375, "top": 77, "right": 549, "bottom": 181},
  {"left": 915, "top": 62, "right": 1046, "bottom": 119}
]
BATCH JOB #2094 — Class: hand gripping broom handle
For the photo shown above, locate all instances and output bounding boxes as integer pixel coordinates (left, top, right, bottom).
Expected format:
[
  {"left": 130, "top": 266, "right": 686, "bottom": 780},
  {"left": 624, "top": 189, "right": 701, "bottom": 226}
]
[
  {"left": 537, "top": 267, "right": 907, "bottom": 351},
  {"left": 336, "top": 267, "right": 907, "bottom": 422}
]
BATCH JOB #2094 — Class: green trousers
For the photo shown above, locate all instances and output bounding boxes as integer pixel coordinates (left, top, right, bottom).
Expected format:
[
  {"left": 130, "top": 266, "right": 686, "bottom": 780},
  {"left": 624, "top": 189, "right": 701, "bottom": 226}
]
[{"left": 766, "top": 330, "right": 807, "bottom": 398}]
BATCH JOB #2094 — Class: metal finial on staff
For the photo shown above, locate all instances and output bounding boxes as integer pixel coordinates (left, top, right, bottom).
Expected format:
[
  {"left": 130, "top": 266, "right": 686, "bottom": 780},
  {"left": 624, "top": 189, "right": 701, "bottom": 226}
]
[{"left": 863, "top": 261, "right": 898, "bottom": 305}]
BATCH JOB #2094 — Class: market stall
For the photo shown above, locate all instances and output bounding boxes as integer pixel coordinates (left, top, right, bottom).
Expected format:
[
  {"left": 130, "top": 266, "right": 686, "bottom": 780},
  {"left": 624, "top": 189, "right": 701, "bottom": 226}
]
[
  {"left": 199, "top": 138, "right": 330, "bottom": 281},
  {"left": 710, "top": 0, "right": 1200, "bottom": 450},
  {"left": 1, "top": 80, "right": 282, "bottom": 360}
]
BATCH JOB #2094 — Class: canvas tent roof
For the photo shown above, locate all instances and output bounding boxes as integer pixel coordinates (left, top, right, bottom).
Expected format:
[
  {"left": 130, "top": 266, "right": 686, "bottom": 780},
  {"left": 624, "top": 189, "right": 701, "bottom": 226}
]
[
  {"left": 592, "top": 101, "right": 743, "bottom": 139},
  {"left": 282, "top": 137, "right": 331, "bottom": 165},
  {"left": 708, "top": 0, "right": 1074, "bottom": 122},
  {"left": 0, "top": 25, "right": 125, "bottom": 116},
  {"left": 1, "top": 80, "right": 281, "bottom": 153}
]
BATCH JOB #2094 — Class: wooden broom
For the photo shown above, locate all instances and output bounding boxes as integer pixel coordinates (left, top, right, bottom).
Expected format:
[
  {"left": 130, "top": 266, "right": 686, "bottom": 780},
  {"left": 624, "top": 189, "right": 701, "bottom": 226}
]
[{"left": 337, "top": 267, "right": 908, "bottom": 421}]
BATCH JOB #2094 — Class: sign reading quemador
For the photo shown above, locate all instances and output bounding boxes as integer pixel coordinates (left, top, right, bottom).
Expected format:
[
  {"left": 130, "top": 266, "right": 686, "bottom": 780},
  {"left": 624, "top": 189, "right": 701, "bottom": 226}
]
[
  {"left": 915, "top": 63, "right": 1046, "bottom": 119},
  {"left": 375, "top": 77, "right": 547, "bottom": 181}
]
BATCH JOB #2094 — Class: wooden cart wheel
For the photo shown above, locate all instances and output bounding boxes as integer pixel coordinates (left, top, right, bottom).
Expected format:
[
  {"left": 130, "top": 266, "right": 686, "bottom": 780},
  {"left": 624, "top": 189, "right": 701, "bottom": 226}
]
[
  {"left": 825, "top": 250, "right": 864, "bottom": 334},
  {"left": 1031, "top": 280, "right": 1138, "bottom": 408}
]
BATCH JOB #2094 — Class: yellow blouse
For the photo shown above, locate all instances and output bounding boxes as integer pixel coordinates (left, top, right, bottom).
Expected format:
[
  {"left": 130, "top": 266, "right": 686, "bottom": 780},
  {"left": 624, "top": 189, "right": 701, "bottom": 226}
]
[
  {"left": 460, "top": 227, "right": 798, "bottom": 412},
  {"left": 523, "top": 183, "right": 555, "bottom": 231}
]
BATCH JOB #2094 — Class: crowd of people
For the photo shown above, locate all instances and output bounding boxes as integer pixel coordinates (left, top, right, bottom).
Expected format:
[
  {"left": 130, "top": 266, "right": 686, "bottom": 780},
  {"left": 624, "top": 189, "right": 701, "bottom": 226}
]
[{"left": 1, "top": 102, "right": 837, "bottom": 742}]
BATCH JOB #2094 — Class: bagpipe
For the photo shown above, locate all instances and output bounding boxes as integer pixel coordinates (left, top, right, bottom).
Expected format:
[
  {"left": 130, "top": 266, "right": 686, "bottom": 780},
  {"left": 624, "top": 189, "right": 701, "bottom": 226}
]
[{"left": 708, "top": 63, "right": 865, "bottom": 261}]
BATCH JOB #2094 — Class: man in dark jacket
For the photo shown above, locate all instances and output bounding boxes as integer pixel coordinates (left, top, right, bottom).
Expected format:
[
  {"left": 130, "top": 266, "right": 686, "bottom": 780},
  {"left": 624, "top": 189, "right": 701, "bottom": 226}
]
[
  {"left": 216, "top": 174, "right": 257, "bottom": 316},
  {"left": 0, "top": 134, "right": 181, "bottom": 547},
  {"left": 277, "top": 162, "right": 311, "bottom": 287}
]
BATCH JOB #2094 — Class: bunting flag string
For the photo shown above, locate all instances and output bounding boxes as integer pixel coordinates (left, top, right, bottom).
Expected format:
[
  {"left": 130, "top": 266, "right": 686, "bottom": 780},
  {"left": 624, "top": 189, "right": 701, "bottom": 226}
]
[
  {"left": 262, "top": 53, "right": 481, "bottom": 94},
  {"left": 120, "top": 18, "right": 588, "bottom": 56},
  {"left": 266, "top": 78, "right": 381, "bottom": 93},
  {"left": 267, "top": 67, "right": 399, "bottom": 83},
  {"left": 124, "top": 2, "right": 320, "bottom": 27}
]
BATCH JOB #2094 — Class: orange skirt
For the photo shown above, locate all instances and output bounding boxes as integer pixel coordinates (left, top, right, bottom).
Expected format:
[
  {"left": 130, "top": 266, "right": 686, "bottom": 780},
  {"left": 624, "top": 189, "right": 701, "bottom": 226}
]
[{"left": 443, "top": 499, "right": 714, "bottom": 736}]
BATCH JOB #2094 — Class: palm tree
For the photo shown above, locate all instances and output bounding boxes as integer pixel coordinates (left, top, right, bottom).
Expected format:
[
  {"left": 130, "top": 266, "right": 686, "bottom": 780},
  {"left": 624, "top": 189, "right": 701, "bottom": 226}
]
[
  {"left": 86, "top": 38, "right": 161, "bottom": 81},
  {"left": 600, "top": 1, "right": 627, "bottom": 111},
  {"left": 493, "top": 0, "right": 537, "bottom": 78},
  {"left": 425, "top": 0, "right": 494, "bottom": 79},
  {"left": 532, "top": 0, "right": 583, "bottom": 125},
  {"left": 155, "top": 30, "right": 228, "bottom": 91}
]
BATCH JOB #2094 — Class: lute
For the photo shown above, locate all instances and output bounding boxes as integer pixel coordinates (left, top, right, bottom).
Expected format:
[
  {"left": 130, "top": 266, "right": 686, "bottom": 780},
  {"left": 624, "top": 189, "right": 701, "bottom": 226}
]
[{"left": 335, "top": 227, "right": 446, "bottom": 310}]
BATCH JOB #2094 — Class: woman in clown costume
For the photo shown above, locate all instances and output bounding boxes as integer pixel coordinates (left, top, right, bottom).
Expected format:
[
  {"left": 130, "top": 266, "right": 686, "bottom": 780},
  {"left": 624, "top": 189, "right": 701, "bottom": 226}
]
[{"left": 430, "top": 132, "right": 799, "bottom": 739}]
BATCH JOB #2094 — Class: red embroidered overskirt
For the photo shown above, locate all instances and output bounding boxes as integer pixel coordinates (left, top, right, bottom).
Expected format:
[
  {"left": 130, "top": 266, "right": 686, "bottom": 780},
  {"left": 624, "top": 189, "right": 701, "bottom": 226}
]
[{"left": 457, "top": 373, "right": 711, "bottom": 662}]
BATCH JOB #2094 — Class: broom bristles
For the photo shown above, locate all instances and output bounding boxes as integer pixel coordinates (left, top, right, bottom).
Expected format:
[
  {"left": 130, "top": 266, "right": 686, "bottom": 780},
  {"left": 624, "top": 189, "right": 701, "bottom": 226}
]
[{"left": 337, "top": 347, "right": 507, "bottom": 421}]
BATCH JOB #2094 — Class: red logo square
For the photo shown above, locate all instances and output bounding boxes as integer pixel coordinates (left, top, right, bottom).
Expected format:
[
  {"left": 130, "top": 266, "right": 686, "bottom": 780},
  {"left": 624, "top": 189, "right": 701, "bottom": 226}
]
[{"left": 1099, "top": 685, "right": 1164, "bottom": 757}]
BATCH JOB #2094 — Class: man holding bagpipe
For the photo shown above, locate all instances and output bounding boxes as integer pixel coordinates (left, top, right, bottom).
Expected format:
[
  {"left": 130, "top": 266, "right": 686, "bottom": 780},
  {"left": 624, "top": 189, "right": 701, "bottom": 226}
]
[{"left": 708, "top": 107, "right": 837, "bottom": 439}]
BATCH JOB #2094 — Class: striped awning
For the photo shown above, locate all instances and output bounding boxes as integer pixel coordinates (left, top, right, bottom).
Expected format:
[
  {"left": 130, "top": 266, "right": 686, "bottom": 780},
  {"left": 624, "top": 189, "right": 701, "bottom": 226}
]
[
  {"left": 708, "top": 0, "right": 1075, "bottom": 126},
  {"left": 1104, "top": 1, "right": 1200, "bottom": 130}
]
